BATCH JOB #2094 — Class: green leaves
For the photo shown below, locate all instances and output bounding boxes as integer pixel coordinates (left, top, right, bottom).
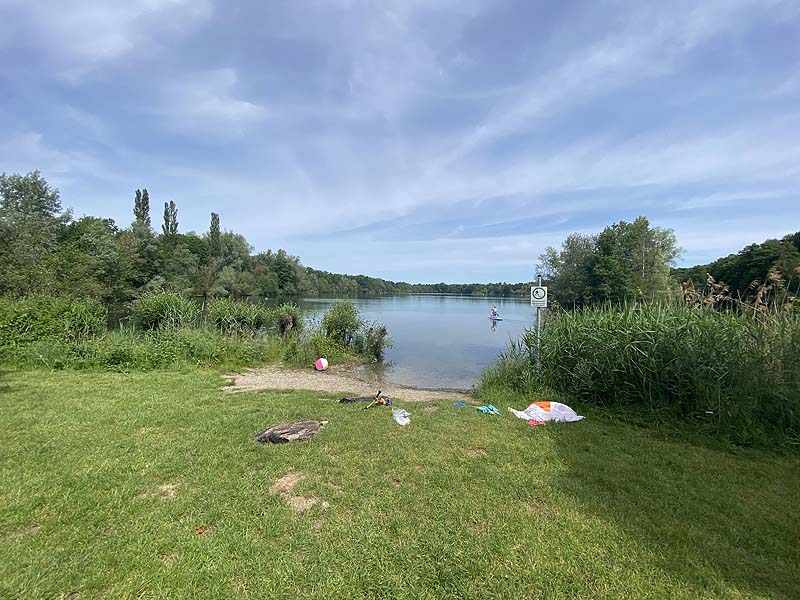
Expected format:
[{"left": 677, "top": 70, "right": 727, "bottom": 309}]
[{"left": 539, "top": 217, "right": 680, "bottom": 307}]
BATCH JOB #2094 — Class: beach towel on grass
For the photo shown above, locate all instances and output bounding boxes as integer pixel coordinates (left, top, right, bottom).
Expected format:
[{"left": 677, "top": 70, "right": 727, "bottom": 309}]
[{"left": 508, "top": 401, "right": 584, "bottom": 423}]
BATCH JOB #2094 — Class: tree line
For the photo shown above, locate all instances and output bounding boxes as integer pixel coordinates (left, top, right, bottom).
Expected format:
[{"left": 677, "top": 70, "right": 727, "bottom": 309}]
[
  {"left": 672, "top": 231, "right": 800, "bottom": 302},
  {"left": 0, "top": 171, "right": 530, "bottom": 304}
]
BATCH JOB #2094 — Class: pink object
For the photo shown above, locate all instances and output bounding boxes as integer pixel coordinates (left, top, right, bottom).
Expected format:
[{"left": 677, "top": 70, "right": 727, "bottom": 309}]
[
  {"left": 527, "top": 420, "right": 546, "bottom": 427},
  {"left": 314, "top": 357, "right": 329, "bottom": 371}
]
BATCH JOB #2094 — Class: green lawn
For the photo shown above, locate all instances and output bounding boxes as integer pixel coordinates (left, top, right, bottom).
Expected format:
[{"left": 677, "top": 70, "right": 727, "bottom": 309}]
[{"left": 1, "top": 370, "right": 798, "bottom": 599}]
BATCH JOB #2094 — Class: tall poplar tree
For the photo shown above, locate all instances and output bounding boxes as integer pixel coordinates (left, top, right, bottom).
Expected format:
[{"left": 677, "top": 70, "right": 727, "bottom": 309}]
[{"left": 162, "top": 200, "right": 178, "bottom": 237}]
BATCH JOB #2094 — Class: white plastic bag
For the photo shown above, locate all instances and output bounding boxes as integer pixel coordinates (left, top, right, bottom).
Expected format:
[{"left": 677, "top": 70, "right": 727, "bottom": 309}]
[
  {"left": 392, "top": 408, "right": 411, "bottom": 426},
  {"left": 508, "top": 401, "right": 584, "bottom": 423}
]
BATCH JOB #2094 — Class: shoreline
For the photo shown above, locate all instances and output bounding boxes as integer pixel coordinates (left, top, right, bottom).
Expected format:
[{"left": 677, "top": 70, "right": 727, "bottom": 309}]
[{"left": 223, "top": 364, "right": 475, "bottom": 403}]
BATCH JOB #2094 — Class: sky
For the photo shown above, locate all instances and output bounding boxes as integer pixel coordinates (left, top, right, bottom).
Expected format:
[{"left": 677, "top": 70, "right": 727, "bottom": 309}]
[{"left": 1, "top": 0, "right": 799, "bottom": 283}]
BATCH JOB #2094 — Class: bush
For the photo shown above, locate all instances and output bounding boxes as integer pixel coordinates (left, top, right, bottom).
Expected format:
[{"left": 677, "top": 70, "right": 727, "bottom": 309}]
[
  {"left": 482, "top": 302, "right": 800, "bottom": 447},
  {"left": 129, "top": 291, "right": 198, "bottom": 330},
  {"left": 0, "top": 295, "right": 107, "bottom": 346},
  {"left": 353, "top": 323, "right": 391, "bottom": 361},
  {"left": 207, "top": 298, "right": 270, "bottom": 335},
  {"left": 321, "top": 301, "right": 362, "bottom": 346},
  {"left": 273, "top": 302, "right": 303, "bottom": 336}
]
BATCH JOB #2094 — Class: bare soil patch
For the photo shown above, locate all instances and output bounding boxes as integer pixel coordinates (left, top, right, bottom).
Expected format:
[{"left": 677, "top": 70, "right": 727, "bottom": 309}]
[
  {"left": 466, "top": 448, "right": 488, "bottom": 458},
  {"left": 269, "top": 472, "right": 304, "bottom": 495},
  {"left": 137, "top": 482, "right": 180, "bottom": 501},
  {"left": 2, "top": 524, "right": 40, "bottom": 538},
  {"left": 223, "top": 365, "right": 472, "bottom": 402},
  {"left": 270, "top": 472, "right": 330, "bottom": 513},
  {"left": 527, "top": 500, "right": 560, "bottom": 516}
]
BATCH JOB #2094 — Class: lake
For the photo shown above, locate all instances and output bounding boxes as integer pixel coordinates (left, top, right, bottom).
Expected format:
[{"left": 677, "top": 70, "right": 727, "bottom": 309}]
[{"left": 298, "top": 295, "right": 536, "bottom": 389}]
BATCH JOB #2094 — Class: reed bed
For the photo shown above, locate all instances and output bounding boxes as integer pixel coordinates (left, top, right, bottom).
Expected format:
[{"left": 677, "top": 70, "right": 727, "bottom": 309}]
[{"left": 482, "top": 303, "right": 800, "bottom": 446}]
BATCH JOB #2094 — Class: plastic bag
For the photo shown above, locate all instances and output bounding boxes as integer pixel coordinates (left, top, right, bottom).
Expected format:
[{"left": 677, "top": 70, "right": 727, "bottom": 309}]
[
  {"left": 508, "top": 401, "right": 584, "bottom": 423},
  {"left": 392, "top": 408, "right": 411, "bottom": 426}
]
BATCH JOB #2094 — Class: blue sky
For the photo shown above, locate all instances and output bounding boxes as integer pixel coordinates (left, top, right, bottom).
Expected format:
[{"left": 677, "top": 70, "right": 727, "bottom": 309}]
[{"left": 1, "top": 0, "right": 799, "bottom": 283}]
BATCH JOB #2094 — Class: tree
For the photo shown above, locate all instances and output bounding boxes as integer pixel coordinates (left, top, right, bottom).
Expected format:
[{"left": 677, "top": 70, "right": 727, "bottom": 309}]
[
  {"left": 160, "top": 242, "right": 200, "bottom": 295},
  {"left": 587, "top": 217, "right": 679, "bottom": 303},
  {"left": 624, "top": 216, "right": 679, "bottom": 297},
  {"left": 162, "top": 200, "right": 178, "bottom": 237},
  {"left": 209, "top": 212, "right": 221, "bottom": 257},
  {"left": 51, "top": 216, "right": 121, "bottom": 301},
  {"left": 0, "top": 170, "right": 70, "bottom": 295},
  {"left": 537, "top": 233, "right": 597, "bottom": 307},
  {"left": 133, "top": 188, "right": 151, "bottom": 229}
]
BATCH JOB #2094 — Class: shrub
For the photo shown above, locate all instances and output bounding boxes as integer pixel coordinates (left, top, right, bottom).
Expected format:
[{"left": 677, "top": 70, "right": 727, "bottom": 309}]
[
  {"left": 353, "top": 323, "right": 391, "bottom": 361},
  {"left": 321, "top": 300, "right": 362, "bottom": 346},
  {"left": 129, "top": 291, "right": 198, "bottom": 330},
  {"left": 273, "top": 302, "right": 303, "bottom": 336},
  {"left": 0, "top": 295, "right": 107, "bottom": 346},
  {"left": 207, "top": 298, "right": 270, "bottom": 335}
]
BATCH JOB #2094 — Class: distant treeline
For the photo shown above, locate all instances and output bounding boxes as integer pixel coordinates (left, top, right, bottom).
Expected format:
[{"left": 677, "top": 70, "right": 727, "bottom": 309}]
[
  {"left": 672, "top": 231, "right": 800, "bottom": 300},
  {"left": 0, "top": 171, "right": 529, "bottom": 305},
  {"left": 304, "top": 269, "right": 531, "bottom": 297}
]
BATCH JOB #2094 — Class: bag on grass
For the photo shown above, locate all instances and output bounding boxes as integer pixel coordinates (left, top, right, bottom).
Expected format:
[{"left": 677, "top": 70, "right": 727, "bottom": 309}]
[{"left": 508, "top": 401, "right": 584, "bottom": 423}]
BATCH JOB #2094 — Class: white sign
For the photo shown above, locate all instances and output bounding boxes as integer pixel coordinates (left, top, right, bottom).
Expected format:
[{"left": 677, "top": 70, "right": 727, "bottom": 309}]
[{"left": 531, "top": 286, "right": 548, "bottom": 308}]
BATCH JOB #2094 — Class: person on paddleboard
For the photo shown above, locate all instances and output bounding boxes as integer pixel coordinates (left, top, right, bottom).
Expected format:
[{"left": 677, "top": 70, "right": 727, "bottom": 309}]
[{"left": 490, "top": 305, "right": 499, "bottom": 318}]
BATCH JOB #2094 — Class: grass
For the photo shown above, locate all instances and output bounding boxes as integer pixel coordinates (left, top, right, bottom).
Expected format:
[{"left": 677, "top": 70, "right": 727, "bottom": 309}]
[{"left": 1, "top": 370, "right": 799, "bottom": 599}]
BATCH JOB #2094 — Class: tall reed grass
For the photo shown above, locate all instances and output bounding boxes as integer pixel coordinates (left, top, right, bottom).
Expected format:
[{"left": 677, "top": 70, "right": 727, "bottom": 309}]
[
  {"left": 0, "top": 295, "right": 107, "bottom": 345},
  {"left": 482, "top": 303, "right": 800, "bottom": 447}
]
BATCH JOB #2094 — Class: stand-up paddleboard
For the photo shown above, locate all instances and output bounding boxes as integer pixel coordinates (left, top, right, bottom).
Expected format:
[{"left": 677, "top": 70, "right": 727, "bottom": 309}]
[{"left": 488, "top": 316, "right": 503, "bottom": 321}]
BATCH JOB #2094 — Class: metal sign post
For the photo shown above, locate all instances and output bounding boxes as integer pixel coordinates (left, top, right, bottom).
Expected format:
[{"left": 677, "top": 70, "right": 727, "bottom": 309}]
[{"left": 531, "top": 275, "right": 548, "bottom": 365}]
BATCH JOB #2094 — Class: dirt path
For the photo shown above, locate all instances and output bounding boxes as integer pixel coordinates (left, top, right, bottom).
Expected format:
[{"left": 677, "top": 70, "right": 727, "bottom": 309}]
[{"left": 223, "top": 365, "right": 474, "bottom": 403}]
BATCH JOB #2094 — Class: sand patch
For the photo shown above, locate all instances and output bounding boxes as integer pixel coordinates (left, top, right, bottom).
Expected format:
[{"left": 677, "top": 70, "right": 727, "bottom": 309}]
[{"left": 223, "top": 365, "right": 471, "bottom": 402}]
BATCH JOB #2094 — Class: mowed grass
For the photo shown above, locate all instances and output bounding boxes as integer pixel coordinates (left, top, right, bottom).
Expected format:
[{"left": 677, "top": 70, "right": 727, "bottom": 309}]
[{"left": 1, "top": 371, "right": 798, "bottom": 599}]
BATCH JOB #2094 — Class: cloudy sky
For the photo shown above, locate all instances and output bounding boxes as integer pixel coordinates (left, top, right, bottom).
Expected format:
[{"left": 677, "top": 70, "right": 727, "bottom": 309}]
[{"left": 1, "top": 0, "right": 799, "bottom": 283}]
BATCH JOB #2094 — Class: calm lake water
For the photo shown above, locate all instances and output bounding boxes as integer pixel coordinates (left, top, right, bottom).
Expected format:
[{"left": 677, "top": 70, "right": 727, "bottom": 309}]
[{"left": 299, "top": 295, "right": 536, "bottom": 389}]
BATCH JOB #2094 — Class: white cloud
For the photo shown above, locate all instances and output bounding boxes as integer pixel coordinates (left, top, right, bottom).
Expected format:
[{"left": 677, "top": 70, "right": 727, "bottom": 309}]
[{"left": 158, "top": 68, "right": 267, "bottom": 137}]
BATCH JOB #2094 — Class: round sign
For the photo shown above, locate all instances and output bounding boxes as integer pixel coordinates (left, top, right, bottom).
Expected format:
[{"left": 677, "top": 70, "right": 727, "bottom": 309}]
[{"left": 532, "top": 287, "right": 546, "bottom": 300}]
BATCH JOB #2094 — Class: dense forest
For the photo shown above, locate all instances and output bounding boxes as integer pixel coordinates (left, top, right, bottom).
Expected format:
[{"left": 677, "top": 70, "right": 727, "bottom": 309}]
[{"left": 0, "top": 171, "right": 528, "bottom": 304}]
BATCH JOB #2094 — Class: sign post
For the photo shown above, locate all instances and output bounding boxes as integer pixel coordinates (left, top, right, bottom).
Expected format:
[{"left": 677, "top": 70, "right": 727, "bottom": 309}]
[{"left": 531, "top": 275, "right": 548, "bottom": 364}]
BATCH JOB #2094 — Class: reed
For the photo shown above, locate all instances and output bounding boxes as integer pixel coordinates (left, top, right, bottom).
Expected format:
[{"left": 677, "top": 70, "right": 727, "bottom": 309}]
[{"left": 482, "top": 302, "right": 800, "bottom": 446}]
